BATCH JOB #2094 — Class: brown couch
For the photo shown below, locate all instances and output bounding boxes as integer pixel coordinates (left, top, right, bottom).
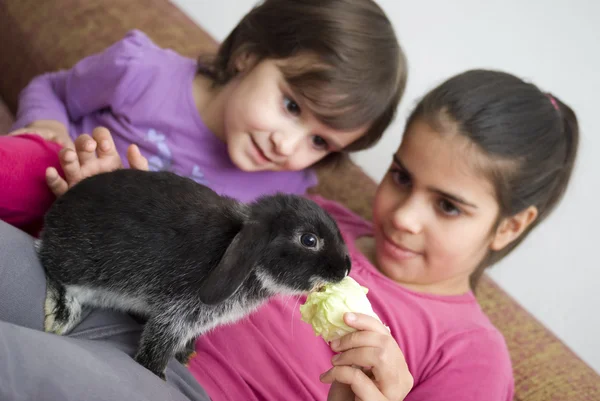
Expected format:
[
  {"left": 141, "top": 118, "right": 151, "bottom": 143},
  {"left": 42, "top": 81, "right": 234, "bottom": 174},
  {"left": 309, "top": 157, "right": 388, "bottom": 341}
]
[{"left": 1, "top": 0, "right": 598, "bottom": 399}]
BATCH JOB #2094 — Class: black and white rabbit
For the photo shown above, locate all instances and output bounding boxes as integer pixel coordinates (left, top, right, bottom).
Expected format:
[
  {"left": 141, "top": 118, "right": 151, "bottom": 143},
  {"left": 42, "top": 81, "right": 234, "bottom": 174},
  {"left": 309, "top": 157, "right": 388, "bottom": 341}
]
[{"left": 37, "top": 169, "right": 351, "bottom": 379}]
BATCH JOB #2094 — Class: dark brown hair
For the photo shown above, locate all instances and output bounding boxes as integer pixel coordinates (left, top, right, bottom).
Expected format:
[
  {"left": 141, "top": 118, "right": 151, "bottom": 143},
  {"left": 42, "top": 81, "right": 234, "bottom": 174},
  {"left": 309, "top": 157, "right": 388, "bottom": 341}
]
[
  {"left": 198, "top": 0, "right": 407, "bottom": 164},
  {"left": 405, "top": 69, "right": 579, "bottom": 289}
]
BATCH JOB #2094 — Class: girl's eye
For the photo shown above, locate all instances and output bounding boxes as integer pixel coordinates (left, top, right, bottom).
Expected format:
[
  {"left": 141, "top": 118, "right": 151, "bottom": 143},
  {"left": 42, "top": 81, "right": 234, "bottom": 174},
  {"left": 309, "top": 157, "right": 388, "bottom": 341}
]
[
  {"left": 438, "top": 199, "right": 461, "bottom": 217},
  {"left": 283, "top": 96, "right": 301, "bottom": 116},
  {"left": 390, "top": 169, "right": 412, "bottom": 188},
  {"left": 311, "top": 135, "right": 329, "bottom": 151}
]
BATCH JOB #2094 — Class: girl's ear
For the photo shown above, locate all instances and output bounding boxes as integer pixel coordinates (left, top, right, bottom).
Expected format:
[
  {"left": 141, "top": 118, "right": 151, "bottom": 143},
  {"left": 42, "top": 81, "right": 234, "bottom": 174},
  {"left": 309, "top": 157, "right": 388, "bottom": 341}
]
[
  {"left": 490, "top": 206, "right": 538, "bottom": 251},
  {"left": 234, "top": 51, "right": 258, "bottom": 73}
]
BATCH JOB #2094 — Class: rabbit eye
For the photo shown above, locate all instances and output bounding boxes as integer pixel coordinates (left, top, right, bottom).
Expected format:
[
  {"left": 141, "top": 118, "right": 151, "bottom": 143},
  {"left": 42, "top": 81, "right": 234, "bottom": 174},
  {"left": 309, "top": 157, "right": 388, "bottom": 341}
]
[{"left": 300, "top": 233, "right": 318, "bottom": 248}]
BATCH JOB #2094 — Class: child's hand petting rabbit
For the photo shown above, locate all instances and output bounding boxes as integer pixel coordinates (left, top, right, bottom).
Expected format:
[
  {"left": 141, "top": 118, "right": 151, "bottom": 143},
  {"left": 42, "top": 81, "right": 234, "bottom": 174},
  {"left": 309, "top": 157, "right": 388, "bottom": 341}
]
[
  {"left": 37, "top": 168, "right": 351, "bottom": 380},
  {"left": 45, "top": 126, "right": 148, "bottom": 197}
]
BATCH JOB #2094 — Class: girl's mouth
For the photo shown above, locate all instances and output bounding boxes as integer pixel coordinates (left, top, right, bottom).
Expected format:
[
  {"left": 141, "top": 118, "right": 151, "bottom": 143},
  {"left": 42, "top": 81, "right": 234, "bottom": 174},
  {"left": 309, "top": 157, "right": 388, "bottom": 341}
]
[
  {"left": 249, "top": 136, "right": 272, "bottom": 165},
  {"left": 380, "top": 232, "right": 421, "bottom": 261}
]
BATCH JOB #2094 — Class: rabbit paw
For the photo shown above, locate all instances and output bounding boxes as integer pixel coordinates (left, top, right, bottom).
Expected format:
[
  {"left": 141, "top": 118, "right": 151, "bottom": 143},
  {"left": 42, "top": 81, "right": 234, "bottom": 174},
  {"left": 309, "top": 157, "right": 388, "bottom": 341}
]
[
  {"left": 43, "top": 289, "right": 62, "bottom": 334},
  {"left": 43, "top": 284, "right": 82, "bottom": 335},
  {"left": 176, "top": 350, "right": 198, "bottom": 367}
]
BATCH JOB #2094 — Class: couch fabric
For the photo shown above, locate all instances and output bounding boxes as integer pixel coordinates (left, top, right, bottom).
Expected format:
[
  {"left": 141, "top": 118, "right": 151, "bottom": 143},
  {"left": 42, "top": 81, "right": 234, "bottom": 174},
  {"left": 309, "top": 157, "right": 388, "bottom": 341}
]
[{"left": 0, "top": 1, "right": 598, "bottom": 399}]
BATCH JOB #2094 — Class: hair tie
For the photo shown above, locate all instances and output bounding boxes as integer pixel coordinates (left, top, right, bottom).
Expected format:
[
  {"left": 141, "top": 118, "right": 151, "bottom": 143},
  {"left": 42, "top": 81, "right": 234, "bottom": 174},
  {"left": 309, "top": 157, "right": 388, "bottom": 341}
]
[{"left": 547, "top": 93, "right": 559, "bottom": 111}]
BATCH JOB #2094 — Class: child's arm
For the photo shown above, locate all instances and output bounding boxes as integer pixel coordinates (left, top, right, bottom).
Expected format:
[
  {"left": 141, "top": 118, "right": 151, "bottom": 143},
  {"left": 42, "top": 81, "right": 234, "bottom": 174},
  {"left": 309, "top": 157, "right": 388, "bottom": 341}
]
[
  {"left": 9, "top": 71, "right": 73, "bottom": 146},
  {"left": 11, "top": 30, "right": 155, "bottom": 139},
  {"left": 320, "top": 313, "right": 413, "bottom": 401},
  {"left": 11, "top": 71, "right": 71, "bottom": 139}
]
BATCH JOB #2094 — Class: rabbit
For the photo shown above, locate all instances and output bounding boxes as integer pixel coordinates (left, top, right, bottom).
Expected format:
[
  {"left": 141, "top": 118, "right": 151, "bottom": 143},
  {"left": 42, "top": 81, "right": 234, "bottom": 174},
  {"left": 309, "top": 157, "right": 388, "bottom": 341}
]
[{"left": 36, "top": 169, "right": 351, "bottom": 380}]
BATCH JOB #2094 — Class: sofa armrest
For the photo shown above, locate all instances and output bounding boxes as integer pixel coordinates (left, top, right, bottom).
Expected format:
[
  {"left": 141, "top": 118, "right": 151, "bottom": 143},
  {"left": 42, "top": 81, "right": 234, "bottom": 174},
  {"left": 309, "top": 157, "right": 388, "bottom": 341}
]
[
  {"left": 478, "top": 275, "right": 600, "bottom": 400},
  {"left": 0, "top": 97, "right": 14, "bottom": 133}
]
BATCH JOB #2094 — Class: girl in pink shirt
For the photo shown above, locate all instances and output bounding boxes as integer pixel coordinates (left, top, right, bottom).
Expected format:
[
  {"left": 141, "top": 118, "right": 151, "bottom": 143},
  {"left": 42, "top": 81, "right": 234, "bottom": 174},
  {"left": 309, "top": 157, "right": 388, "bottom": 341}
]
[{"left": 187, "top": 69, "right": 579, "bottom": 401}]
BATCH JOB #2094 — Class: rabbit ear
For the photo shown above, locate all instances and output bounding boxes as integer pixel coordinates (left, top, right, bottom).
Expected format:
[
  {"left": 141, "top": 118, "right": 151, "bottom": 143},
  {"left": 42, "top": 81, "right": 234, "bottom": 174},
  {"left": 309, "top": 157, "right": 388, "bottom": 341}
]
[{"left": 198, "top": 223, "right": 262, "bottom": 305}]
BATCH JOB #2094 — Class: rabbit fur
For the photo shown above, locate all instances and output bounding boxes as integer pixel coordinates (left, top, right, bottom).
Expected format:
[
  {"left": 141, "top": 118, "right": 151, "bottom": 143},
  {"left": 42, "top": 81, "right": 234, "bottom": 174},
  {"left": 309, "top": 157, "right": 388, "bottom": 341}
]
[{"left": 36, "top": 169, "right": 351, "bottom": 379}]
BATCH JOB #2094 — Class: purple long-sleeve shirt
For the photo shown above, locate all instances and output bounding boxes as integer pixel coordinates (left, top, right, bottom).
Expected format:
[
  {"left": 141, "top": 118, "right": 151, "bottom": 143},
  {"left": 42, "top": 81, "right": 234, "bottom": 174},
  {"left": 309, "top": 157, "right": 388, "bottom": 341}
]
[{"left": 11, "top": 30, "right": 317, "bottom": 202}]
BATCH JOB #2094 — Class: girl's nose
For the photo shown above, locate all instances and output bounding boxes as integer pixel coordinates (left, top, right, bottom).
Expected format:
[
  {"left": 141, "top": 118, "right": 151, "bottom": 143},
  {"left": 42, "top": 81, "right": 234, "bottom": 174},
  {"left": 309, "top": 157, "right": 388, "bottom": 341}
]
[
  {"left": 270, "top": 129, "right": 304, "bottom": 157},
  {"left": 390, "top": 195, "right": 424, "bottom": 234}
]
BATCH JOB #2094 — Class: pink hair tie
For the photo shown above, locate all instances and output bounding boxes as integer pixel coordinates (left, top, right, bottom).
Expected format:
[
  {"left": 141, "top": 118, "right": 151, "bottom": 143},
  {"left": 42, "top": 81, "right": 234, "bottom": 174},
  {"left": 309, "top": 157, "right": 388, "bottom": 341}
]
[{"left": 547, "top": 93, "right": 559, "bottom": 111}]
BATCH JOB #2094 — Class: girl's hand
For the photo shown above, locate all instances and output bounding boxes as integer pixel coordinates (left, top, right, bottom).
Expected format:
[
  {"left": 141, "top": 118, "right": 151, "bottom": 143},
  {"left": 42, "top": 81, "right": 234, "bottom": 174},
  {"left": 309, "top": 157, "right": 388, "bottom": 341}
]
[
  {"left": 321, "top": 313, "right": 413, "bottom": 401},
  {"left": 9, "top": 120, "right": 74, "bottom": 149},
  {"left": 46, "top": 126, "right": 149, "bottom": 197}
]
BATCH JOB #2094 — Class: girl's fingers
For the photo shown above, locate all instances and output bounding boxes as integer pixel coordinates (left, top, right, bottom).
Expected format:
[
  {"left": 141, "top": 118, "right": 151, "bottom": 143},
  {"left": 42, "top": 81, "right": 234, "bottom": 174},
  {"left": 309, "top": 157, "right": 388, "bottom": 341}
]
[
  {"left": 92, "top": 127, "right": 121, "bottom": 169},
  {"left": 344, "top": 313, "right": 390, "bottom": 334},
  {"left": 332, "top": 346, "right": 398, "bottom": 387},
  {"left": 329, "top": 318, "right": 412, "bottom": 401},
  {"left": 127, "top": 144, "right": 149, "bottom": 171},
  {"left": 73, "top": 134, "right": 97, "bottom": 170},
  {"left": 326, "top": 380, "right": 355, "bottom": 401},
  {"left": 57, "top": 148, "right": 83, "bottom": 188},
  {"left": 321, "top": 366, "right": 386, "bottom": 401},
  {"left": 45, "top": 167, "right": 69, "bottom": 197},
  {"left": 332, "top": 346, "right": 384, "bottom": 369},
  {"left": 331, "top": 330, "right": 382, "bottom": 353},
  {"left": 330, "top": 327, "right": 390, "bottom": 353}
]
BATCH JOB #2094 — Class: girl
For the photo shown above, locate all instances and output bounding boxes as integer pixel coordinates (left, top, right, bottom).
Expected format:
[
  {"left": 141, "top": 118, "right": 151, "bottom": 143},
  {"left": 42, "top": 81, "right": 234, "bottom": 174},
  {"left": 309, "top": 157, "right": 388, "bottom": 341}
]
[
  {"left": 0, "top": 0, "right": 406, "bottom": 236},
  {"left": 186, "top": 68, "right": 578, "bottom": 400}
]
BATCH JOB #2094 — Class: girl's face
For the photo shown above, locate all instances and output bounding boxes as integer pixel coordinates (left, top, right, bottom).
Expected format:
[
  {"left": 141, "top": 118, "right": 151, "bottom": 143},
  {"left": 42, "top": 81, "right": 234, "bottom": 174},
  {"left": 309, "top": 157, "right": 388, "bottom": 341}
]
[
  {"left": 372, "top": 120, "right": 505, "bottom": 295},
  {"left": 219, "top": 56, "right": 366, "bottom": 172}
]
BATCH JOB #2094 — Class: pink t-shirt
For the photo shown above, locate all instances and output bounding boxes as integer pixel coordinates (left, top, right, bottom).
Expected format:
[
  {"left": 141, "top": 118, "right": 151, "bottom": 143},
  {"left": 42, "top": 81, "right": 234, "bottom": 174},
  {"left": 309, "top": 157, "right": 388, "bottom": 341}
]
[{"left": 189, "top": 196, "right": 514, "bottom": 401}]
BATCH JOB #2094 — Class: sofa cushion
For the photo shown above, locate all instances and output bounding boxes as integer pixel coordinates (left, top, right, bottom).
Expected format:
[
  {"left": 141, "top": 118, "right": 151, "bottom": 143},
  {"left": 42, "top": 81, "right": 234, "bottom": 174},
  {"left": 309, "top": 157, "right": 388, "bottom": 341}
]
[
  {"left": 0, "top": 0, "right": 218, "bottom": 115},
  {"left": 0, "top": 97, "right": 14, "bottom": 133}
]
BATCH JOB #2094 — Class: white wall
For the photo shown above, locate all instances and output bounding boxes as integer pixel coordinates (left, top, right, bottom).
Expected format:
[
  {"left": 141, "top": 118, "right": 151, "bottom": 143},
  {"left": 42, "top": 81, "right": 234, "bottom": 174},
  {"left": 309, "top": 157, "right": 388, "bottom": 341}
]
[{"left": 171, "top": 0, "right": 600, "bottom": 373}]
